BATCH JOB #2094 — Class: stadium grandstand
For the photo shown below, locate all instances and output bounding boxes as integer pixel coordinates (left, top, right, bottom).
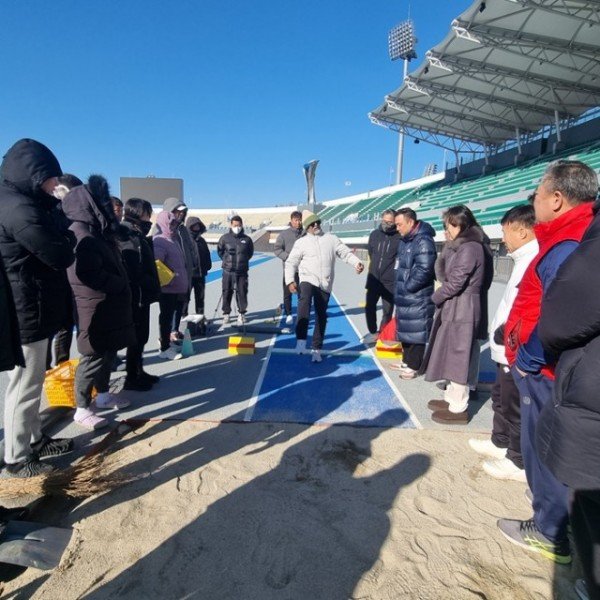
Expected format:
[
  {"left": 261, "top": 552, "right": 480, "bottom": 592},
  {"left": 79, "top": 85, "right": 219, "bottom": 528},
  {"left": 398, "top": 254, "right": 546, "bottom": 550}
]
[{"left": 189, "top": 0, "right": 600, "bottom": 258}]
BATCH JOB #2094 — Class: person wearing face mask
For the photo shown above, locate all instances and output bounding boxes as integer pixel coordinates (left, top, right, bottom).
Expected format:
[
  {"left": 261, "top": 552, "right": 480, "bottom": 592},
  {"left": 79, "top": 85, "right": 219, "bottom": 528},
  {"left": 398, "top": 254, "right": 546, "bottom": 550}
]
[
  {"left": 185, "top": 216, "right": 212, "bottom": 317},
  {"left": 46, "top": 173, "right": 84, "bottom": 369},
  {"left": 62, "top": 175, "right": 136, "bottom": 430},
  {"left": 162, "top": 198, "right": 200, "bottom": 342},
  {"left": 274, "top": 211, "right": 303, "bottom": 325},
  {"left": 154, "top": 209, "right": 189, "bottom": 359},
  {"left": 118, "top": 198, "right": 161, "bottom": 389},
  {"left": 423, "top": 205, "right": 493, "bottom": 425},
  {"left": 285, "top": 211, "right": 364, "bottom": 363},
  {"left": 217, "top": 216, "right": 254, "bottom": 326},
  {"left": 363, "top": 209, "right": 400, "bottom": 344},
  {"left": 391, "top": 208, "right": 437, "bottom": 379},
  {"left": 0, "top": 139, "right": 75, "bottom": 477}
]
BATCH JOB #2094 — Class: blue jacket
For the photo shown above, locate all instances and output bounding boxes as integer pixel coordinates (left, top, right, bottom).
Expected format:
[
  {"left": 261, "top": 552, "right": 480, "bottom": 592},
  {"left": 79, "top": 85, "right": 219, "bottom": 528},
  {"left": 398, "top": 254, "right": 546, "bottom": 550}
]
[{"left": 394, "top": 221, "right": 436, "bottom": 344}]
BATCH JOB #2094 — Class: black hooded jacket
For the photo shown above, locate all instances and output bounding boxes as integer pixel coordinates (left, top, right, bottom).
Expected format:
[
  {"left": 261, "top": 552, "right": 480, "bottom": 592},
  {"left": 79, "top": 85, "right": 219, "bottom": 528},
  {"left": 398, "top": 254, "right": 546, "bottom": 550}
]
[
  {"left": 0, "top": 139, "right": 74, "bottom": 343},
  {"left": 186, "top": 216, "right": 212, "bottom": 277},
  {"left": 62, "top": 176, "right": 134, "bottom": 356},
  {"left": 0, "top": 254, "right": 24, "bottom": 371},
  {"left": 366, "top": 224, "right": 400, "bottom": 292}
]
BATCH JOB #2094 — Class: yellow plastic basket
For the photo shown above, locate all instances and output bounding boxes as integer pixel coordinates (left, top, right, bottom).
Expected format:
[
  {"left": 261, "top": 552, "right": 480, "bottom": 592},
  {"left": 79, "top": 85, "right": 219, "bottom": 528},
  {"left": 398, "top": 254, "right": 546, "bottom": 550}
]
[{"left": 44, "top": 359, "right": 96, "bottom": 408}]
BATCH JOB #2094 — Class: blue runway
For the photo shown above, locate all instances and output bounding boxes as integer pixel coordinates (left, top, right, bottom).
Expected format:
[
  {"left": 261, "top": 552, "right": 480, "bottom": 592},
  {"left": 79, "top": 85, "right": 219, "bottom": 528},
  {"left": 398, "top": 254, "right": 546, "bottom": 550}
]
[{"left": 247, "top": 294, "right": 416, "bottom": 429}]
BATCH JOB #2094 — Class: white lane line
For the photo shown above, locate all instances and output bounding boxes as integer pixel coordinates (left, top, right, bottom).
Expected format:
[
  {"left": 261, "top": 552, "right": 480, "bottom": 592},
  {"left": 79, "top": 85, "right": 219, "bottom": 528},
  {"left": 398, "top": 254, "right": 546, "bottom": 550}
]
[
  {"left": 243, "top": 322, "right": 280, "bottom": 422},
  {"left": 270, "top": 348, "right": 370, "bottom": 357},
  {"left": 332, "top": 292, "right": 423, "bottom": 430}
]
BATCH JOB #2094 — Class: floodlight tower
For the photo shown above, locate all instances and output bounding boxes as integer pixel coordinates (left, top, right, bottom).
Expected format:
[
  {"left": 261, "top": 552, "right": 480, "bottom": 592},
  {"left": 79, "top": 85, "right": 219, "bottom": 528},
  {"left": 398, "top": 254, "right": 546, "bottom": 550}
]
[{"left": 388, "top": 19, "right": 417, "bottom": 185}]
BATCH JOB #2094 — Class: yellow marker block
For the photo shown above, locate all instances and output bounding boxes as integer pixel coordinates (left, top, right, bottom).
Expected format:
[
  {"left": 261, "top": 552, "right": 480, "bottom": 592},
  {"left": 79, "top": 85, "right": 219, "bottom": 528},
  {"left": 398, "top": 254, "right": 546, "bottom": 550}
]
[
  {"left": 375, "top": 339, "right": 403, "bottom": 359},
  {"left": 228, "top": 336, "right": 256, "bottom": 355}
]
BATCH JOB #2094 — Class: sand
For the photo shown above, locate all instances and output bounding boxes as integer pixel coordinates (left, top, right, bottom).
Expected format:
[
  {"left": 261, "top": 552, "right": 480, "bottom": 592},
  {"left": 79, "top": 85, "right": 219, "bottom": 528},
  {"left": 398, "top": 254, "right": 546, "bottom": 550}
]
[{"left": 0, "top": 421, "right": 576, "bottom": 599}]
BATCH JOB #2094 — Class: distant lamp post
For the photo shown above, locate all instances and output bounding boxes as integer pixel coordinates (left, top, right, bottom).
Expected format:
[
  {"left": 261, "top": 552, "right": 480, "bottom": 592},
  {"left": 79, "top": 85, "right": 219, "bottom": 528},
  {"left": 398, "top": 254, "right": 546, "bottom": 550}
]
[{"left": 388, "top": 18, "right": 417, "bottom": 185}]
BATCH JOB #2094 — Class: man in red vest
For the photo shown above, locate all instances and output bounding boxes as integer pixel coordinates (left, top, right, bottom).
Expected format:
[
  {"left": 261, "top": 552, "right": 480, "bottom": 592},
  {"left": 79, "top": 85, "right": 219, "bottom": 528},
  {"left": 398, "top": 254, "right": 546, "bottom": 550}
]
[{"left": 498, "top": 160, "right": 598, "bottom": 564}]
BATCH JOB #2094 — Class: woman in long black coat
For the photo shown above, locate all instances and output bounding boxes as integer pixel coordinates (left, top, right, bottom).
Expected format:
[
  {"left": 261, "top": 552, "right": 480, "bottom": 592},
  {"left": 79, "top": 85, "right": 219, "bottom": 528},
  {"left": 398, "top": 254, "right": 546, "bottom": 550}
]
[
  {"left": 62, "top": 176, "right": 135, "bottom": 430},
  {"left": 424, "top": 205, "right": 493, "bottom": 425}
]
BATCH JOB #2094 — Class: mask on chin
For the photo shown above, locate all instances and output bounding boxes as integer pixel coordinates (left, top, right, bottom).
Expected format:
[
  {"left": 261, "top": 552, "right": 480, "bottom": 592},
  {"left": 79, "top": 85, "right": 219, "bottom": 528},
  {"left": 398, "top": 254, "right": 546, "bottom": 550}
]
[
  {"left": 52, "top": 184, "right": 71, "bottom": 201},
  {"left": 140, "top": 221, "right": 152, "bottom": 236}
]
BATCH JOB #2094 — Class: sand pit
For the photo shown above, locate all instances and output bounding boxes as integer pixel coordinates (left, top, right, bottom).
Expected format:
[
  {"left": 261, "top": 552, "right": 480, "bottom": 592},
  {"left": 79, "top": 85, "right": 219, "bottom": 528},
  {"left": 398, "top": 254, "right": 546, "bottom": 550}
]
[{"left": 1, "top": 421, "right": 573, "bottom": 599}]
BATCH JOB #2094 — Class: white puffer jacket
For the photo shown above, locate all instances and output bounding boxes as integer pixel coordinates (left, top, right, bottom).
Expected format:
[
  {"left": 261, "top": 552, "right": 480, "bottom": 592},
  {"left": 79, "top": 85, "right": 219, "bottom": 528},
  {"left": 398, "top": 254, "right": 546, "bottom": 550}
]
[{"left": 285, "top": 231, "right": 360, "bottom": 293}]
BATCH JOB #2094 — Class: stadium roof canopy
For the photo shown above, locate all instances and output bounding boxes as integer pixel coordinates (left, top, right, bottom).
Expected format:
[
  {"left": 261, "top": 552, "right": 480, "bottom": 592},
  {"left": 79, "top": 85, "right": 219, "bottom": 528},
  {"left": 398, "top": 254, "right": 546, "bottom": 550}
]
[{"left": 369, "top": 0, "right": 600, "bottom": 153}]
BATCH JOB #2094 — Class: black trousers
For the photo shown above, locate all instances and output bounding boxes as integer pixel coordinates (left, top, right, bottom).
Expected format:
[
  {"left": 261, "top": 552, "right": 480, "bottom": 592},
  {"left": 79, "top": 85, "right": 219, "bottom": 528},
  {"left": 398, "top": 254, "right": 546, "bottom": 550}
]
[
  {"left": 571, "top": 490, "right": 600, "bottom": 599},
  {"left": 181, "top": 276, "right": 207, "bottom": 317},
  {"left": 282, "top": 273, "right": 300, "bottom": 315},
  {"left": 159, "top": 293, "right": 180, "bottom": 351},
  {"left": 296, "top": 282, "right": 330, "bottom": 350},
  {"left": 365, "top": 282, "right": 394, "bottom": 335},
  {"left": 222, "top": 271, "right": 248, "bottom": 314},
  {"left": 74, "top": 351, "right": 116, "bottom": 408},
  {"left": 126, "top": 304, "right": 150, "bottom": 379},
  {"left": 491, "top": 363, "right": 523, "bottom": 469},
  {"left": 402, "top": 343, "right": 425, "bottom": 371}
]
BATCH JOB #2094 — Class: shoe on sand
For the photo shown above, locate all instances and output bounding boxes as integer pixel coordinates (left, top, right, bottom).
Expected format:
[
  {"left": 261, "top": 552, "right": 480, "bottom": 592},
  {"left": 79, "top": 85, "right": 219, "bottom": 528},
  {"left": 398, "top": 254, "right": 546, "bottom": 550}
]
[
  {"left": 468, "top": 438, "right": 507, "bottom": 459},
  {"left": 483, "top": 457, "right": 527, "bottom": 482},
  {"left": 497, "top": 518, "right": 571, "bottom": 564}
]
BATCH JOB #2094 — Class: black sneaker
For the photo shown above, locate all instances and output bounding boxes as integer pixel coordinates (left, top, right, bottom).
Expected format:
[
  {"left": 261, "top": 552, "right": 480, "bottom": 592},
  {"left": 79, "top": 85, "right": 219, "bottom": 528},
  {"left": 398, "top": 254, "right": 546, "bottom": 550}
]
[
  {"left": 497, "top": 518, "right": 571, "bottom": 564},
  {"left": 4, "top": 458, "right": 56, "bottom": 478},
  {"left": 123, "top": 378, "right": 153, "bottom": 392},
  {"left": 31, "top": 435, "right": 74, "bottom": 459},
  {"left": 139, "top": 371, "right": 160, "bottom": 384}
]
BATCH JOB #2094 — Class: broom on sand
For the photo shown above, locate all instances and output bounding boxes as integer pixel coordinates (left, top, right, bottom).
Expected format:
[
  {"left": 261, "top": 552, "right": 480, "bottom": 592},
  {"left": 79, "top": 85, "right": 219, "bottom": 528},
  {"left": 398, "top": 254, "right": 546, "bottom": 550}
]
[{"left": 0, "top": 443, "right": 134, "bottom": 500}]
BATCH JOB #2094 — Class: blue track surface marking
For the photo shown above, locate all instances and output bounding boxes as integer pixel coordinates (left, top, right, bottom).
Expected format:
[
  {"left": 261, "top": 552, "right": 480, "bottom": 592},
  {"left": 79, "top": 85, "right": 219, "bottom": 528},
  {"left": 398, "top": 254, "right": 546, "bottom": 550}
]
[
  {"left": 249, "top": 293, "right": 415, "bottom": 428},
  {"left": 205, "top": 253, "right": 273, "bottom": 284}
]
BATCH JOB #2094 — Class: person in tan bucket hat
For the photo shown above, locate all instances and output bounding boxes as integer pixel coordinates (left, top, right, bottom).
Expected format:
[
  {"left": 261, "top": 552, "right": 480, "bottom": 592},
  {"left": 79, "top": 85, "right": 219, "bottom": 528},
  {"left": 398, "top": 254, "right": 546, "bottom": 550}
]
[{"left": 285, "top": 210, "right": 364, "bottom": 362}]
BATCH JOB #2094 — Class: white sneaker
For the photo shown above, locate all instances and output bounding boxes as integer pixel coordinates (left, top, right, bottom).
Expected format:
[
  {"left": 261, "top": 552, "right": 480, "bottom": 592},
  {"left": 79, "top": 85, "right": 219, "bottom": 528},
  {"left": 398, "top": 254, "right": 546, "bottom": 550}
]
[
  {"left": 468, "top": 438, "right": 507, "bottom": 459},
  {"left": 94, "top": 392, "right": 131, "bottom": 410},
  {"left": 295, "top": 340, "right": 308, "bottom": 354},
  {"left": 483, "top": 457, "right": 527, "bottom": 482},
  {"left": 236, "top": 313, "right": 245, "bottom": 326},
  {"left": 73, "top": 408, "right": 108, "bottom": 430},
  {"left": 159, "top": 347, "right": 183, "bottom": 360},
  {"left": 361, "top": 332, "right": 378, "bottom": 344},
  {"left": 285, "top": 314, "right": 294, "bottom": 325},
  {"left": 399, "top": 367, "right": 418, "bottom": 380},
  {"left": 311, "top": 349, "right": 322, "bottom": 363},
  {"left": 223, "top": 314, "right": 230, "bottom": 325}
]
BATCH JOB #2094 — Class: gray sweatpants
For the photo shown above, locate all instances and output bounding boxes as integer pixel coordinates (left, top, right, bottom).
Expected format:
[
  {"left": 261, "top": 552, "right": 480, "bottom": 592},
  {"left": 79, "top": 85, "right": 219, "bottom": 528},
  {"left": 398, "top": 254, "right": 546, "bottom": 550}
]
[{"left": 4, "top": 339, "right": 47, "bottom": 464}]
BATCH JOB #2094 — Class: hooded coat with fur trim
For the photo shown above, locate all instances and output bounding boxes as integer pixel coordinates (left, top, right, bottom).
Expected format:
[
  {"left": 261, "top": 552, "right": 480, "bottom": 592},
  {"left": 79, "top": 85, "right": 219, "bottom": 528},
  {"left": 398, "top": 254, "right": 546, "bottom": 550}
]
[
  {"left": 423, "top": 226, "right": 493, "bottom": 384},
  {"left": 0, "top": 138, "right": 74, "bottom": 343},
  {"left": 62, "top": 176, "right": 134, "bottom": 356}
]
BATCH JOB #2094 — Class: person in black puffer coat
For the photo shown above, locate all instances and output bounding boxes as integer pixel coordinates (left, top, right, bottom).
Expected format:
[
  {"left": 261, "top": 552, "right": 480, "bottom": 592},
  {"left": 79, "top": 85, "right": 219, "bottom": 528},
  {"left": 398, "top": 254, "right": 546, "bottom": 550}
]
[
  {"left": 118, "top": 198, "right": 161, "bottom": 391},
  {"left": 537, "top": 200, "right": 600, "bottom": 599},
  {"left": 393, "top": 208, "right": 437, "bottom": 378},
  {"left": 0, "top": 138, "right": 74, "bottom": 477},
  {"left": 62, "top": 175, "right": 135, "bottom": 431},
  {"left": 217, "top": 215, "right": 254, "bottom": 325},
  {"left": 0, "top": 254, "right": 24, "bottom": 372},
  {"left": 364, "top": 209, "right": 399, "bottom": 342}
]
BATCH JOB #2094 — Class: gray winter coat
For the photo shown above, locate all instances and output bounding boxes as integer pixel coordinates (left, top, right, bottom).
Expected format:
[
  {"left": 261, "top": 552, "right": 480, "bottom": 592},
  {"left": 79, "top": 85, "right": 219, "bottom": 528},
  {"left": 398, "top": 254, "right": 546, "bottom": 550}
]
[
  {"left": 424, "top": 227, "right": 489, "bottom": 385},
  {"left": 274, "top": 224, "right": 303, "bottom": 265}
]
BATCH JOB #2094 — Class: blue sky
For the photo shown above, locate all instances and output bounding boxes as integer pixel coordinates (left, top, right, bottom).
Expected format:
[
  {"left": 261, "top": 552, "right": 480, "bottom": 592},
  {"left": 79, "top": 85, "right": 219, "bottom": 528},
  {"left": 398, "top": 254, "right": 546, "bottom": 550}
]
[{"left": 1, "top": 0, "right": 469, "bottom": 208}]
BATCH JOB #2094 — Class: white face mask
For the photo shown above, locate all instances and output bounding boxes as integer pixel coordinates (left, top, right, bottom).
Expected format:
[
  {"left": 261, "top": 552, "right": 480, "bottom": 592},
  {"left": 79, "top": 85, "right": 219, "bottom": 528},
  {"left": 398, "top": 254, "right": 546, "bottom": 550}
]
[
  {"left": 52, "top": 184, "right": 70, "bottom": 201},
  {"left": 312, "top": 226, "right": 321, "bottom": 235},
  {"left": 231, "top": 226, "right": 242, "bottom": 235}
]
